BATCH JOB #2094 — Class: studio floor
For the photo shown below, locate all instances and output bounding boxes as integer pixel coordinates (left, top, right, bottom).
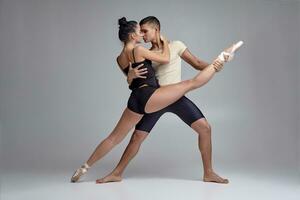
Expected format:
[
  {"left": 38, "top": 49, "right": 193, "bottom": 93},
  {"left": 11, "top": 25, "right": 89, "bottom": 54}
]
[{"left": 1, "top": 166, "right": 299, "bottom": 200}]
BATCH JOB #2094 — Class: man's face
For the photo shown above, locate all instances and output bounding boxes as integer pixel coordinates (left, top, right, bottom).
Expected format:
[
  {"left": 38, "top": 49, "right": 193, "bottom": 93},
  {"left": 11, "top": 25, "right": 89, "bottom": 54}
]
[{"left": 140, "top": 23, "right": 158, "bottom": 43}]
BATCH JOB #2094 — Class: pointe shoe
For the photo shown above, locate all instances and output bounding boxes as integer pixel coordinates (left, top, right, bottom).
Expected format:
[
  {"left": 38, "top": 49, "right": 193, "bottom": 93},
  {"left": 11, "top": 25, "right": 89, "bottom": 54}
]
[
  {"left": 218, "top": 41, "right": 244, "bottom": 62},
  {"left": 70, "top": 163, "right": 90, "bottom": 183}
]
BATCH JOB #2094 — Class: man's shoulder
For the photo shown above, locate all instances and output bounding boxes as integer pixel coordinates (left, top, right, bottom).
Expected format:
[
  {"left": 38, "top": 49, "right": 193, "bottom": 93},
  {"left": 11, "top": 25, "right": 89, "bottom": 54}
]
[
  {"left": 170, "top": 40, "right": 184, "bottom": 44},
  {"left": 169, "top": 40, "right": 186, "bottom": 48}
]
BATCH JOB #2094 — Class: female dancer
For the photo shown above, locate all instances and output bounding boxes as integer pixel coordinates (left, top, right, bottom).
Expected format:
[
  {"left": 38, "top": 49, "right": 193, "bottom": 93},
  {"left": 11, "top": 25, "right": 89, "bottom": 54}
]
[{"left": 71, "top": 17, "right": 239, "bottom": 182}]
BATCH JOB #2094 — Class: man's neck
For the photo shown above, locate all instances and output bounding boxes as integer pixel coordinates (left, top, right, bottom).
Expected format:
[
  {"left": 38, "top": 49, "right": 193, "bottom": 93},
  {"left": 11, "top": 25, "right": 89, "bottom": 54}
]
[
  {"left": 150, "top": 32, "right": 163, "bottom": 50},
  {"left": 150, "top": 39, "right": 170, "bottom": 51},
  {"left": 150, "top": 41, "right": 160, "bottom": 51}
]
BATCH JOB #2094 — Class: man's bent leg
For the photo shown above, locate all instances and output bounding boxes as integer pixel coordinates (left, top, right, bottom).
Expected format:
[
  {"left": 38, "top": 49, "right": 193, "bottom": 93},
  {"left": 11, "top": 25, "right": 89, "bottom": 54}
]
[
  {"left": 169, "top": 96, "right": 228, "bottom": 184},
  {"left": 191, "top": 118, "right": 229, "bottom": 184}
]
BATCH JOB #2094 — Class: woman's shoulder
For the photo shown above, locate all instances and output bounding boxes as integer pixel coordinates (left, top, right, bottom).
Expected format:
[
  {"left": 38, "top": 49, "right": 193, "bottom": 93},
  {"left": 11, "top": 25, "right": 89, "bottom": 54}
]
[{"left": 133, "top": 45, "right": 148, "bottom": 53}]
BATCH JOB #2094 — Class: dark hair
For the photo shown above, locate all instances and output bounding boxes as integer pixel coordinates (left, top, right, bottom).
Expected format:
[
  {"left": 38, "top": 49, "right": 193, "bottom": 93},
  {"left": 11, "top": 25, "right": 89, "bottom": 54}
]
[
  {"left": 118, "top": 17, "right": 137, "bottom": 43},
  {"left": 139, "top": 16, "right": 160, "bottom": 30}
]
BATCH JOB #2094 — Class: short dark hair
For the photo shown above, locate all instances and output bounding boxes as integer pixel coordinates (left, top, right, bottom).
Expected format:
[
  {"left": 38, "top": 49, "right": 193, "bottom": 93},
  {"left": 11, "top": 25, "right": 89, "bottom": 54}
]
[
  {"left": 118, "top": 17, "right": 137, "bottom": 43},
  {"left": 139, "top": 16, "right": 160, "bottom": 30}
]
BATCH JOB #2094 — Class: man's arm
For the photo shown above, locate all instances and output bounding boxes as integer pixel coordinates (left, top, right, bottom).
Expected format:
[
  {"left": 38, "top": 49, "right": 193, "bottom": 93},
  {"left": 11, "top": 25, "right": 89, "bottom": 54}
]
[{"left": 180, "top": 48, "right": 211, "bottom": 71}]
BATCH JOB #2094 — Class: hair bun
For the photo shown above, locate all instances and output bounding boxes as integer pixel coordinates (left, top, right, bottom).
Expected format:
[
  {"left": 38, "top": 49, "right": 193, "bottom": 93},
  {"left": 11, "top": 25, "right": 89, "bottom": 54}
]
[{"left": 118, "top": 17, "right": 127, "bottom": 26}]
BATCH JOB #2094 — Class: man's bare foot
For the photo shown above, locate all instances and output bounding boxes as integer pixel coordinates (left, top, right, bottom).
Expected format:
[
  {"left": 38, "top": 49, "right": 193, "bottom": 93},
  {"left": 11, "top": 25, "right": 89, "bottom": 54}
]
[
  {"left": 95, "top": 173, "right": 122, "bottom": 184},
  {"left": 203, "top": 171, "right": 229, "bottom": 184}
]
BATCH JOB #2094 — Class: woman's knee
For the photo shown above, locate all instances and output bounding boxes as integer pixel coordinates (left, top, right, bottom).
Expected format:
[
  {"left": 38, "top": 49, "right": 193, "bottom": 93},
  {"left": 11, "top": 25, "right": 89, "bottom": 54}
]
[
  {"left": 130, "top": 130, "right": 148, "bottom": 145},
  {"left": 106, "top": 135, "right": 123, "bottom": 146}
]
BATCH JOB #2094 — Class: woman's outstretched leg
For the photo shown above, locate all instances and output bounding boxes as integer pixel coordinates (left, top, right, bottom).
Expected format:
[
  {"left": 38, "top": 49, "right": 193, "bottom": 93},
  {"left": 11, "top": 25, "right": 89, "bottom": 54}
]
[
  {"left": 144, "top": 41, "right": 243, "bottom": 114},
  {"left": 145, "top": 62, "right": 220, "bottom": 113},
  {"left": 71, "top": 108, "right": 143, "bottom": 182}
]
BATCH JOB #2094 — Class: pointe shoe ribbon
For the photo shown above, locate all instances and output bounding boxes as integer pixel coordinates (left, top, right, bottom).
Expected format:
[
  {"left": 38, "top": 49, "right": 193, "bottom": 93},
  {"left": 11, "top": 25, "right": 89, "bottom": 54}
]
[{"left": 218, "top": 41, "right": 244, "bottom": 62}]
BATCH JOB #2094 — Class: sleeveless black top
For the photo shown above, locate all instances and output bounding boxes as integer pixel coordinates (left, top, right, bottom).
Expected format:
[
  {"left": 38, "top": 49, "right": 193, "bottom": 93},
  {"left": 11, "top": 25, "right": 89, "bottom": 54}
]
[{"left": 120, "top": 48, "right": 159, "bottom": 90}]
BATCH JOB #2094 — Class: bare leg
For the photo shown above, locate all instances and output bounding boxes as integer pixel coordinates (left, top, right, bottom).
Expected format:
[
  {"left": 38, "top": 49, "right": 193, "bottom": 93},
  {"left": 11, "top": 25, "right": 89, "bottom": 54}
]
[
  {"left": 96, "top": 130, "right": 148, "bottom": 183},
  {"left": 97, "top": 118, "right": 229, "bottom": 184},
  {"left": 70, "top": 108, "right": 143, "bottom": 182},
  {"left": 86, "top": 108, "right": 143, "bottom": 167},
  {"left": 85, "top": 65, "right": 216, "bottom": 167},
  {"left": 191, "top": 118, "right": 229, "bottom": 184},
  {"left": 145, "top": 64, "right": 217, "bottom": 113},
  {"left": 73, "top": 63, "right": 216, "bottom": 182}
]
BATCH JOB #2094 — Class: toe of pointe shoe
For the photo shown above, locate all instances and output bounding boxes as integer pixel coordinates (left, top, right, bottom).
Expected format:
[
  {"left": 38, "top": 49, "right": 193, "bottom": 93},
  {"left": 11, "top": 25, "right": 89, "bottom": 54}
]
[
  {"left": 232, "top": 41, "right": 244, "bottom": 53},
  {"left": 223, "top": 179, "right": 229, "bottom": 184}
]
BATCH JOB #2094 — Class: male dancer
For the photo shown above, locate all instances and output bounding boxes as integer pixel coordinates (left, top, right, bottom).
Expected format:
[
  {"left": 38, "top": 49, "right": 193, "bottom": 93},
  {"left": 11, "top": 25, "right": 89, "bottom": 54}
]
[{"left": 95, "top": 16, "right": 231, "bottom": 184}]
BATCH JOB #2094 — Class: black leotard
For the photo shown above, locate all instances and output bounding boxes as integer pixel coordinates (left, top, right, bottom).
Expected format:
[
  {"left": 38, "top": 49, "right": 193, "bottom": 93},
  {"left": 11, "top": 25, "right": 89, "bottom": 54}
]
[
  {"left": 122, "top": 50, "right": 159, "bottom": 90},
  {"left": 119, "top": 48, "right": 159, "bottom": 114}
]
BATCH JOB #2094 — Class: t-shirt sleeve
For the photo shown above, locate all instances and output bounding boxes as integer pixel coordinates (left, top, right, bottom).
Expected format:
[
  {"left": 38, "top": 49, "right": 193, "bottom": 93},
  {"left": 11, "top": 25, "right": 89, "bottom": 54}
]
[{"left": 174, "top": 40, "right": 187, "bottom": 56}]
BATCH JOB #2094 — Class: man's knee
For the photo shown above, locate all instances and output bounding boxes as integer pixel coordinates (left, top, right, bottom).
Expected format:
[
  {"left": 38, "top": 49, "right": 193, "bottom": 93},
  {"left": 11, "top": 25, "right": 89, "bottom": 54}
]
[{"left": 192, "top": 118, "right": 211, "bottom": 134}]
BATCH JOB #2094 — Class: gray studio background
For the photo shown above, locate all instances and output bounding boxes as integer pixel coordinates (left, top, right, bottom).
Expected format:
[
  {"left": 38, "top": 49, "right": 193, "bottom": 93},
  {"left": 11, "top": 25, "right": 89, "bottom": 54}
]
[{"left": 0, "top": 0, "right": 299, "bottom": 181}]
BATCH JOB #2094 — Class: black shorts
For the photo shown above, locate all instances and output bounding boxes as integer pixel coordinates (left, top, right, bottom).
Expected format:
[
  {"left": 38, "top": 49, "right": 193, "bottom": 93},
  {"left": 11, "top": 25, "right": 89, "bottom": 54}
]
[{"left": 135, "top": 96, "right": 205, "bottom": 133}]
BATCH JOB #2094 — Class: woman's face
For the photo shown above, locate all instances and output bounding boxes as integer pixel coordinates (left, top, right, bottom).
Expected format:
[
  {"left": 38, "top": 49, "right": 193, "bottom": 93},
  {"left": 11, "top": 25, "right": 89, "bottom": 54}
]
[{"left": 132, "top": 24, "right": 144, "bottom": 43}]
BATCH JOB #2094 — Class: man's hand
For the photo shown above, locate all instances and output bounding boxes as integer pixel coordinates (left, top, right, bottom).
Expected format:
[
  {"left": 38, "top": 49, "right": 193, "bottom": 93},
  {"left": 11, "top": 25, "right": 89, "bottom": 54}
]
[
  {"left": 128, "top": 62, "right": 148, "bottom": 79},
  {"left": 212, "top": 57, "right": 224, "bottom": 72},
  {"left": 127, "top": 62, "right": 148, "bottom": 85}
]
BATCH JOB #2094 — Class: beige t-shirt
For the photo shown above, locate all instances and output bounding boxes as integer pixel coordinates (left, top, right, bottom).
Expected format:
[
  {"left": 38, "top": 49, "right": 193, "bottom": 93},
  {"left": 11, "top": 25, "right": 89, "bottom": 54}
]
[{"left": 152, "top": 40, "right": 187, "bottom": 86}]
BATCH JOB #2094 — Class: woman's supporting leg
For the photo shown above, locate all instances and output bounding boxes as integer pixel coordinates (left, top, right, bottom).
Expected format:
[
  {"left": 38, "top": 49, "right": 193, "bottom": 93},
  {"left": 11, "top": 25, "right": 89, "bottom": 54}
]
[
  {"left": 96, "top": 130, "right": 149, "bottom": 183},
  {"left": 145, "top": 64, "right": 218, "bottom": 113},
  {"left": 86, "top": 108, "right": 143, "bottom": 167},
  {"left": 71, "top": 108, "right": 143, "bottom": 183}
]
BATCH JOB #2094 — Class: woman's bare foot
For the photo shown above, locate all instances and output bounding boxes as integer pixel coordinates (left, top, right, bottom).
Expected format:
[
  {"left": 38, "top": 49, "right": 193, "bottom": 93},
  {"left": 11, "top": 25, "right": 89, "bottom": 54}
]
[
  {"left": 203, "top": 171, "right": 229, "bottom": 184},
  {"left": 95, "top": 173, "right": 122, "bottom": 184}
]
